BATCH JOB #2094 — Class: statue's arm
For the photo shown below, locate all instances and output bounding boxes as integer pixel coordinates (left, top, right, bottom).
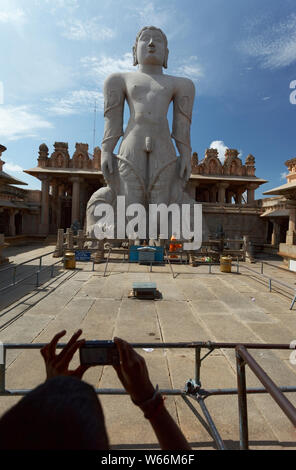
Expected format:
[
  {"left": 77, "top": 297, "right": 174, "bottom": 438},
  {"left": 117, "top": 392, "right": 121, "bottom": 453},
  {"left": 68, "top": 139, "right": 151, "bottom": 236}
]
[
  {"left": 101, "top": 73, "right": 125, "bottom": 176},
  {"left": 172, "top": 78, "right": 195, "bottom": 180}
]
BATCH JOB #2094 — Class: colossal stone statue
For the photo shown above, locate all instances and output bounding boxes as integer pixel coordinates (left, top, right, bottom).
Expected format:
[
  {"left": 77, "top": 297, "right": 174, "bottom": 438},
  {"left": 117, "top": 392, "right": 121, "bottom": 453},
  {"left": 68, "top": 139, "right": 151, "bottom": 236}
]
[{"left": 86, "top": 26, "right": 196, "bottom": 241}]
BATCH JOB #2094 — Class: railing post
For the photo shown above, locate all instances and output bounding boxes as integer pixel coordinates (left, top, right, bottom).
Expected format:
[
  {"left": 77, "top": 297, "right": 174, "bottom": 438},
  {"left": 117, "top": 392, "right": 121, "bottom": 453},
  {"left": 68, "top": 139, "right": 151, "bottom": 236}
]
[
  {"left": 0, "top": 346, "right": 6, "bottom": 394},
  {"left": 36, "top": 271, "right": 39, "bottom": 287},
  {"left": 261, "top": 262, "right": 264, "bottom": 274},
  {"left": 269, "top": 279, "right": 272, "bottom": 292},
  {"left": 236, "top": 346, "right": 249, "bottom": 450},
  {"left": 195, "top": 347, "right": 201, "bottom": 387}
]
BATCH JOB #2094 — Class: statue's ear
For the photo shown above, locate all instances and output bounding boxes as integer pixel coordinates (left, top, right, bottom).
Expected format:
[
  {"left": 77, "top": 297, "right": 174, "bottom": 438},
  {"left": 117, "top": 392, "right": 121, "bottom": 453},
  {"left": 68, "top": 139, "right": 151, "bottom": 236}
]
[
  {"left": 132, "top": 46, "right": 138, "bottom": 66},
  {"left": 163, "top": 48, "right": 169, "bottom": 69}
]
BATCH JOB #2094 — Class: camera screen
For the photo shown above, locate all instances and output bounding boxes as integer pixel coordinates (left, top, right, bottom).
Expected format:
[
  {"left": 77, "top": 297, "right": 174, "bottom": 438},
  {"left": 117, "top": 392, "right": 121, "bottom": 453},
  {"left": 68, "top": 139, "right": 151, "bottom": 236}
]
[{"left": 80, "top": 348, "right": 109, "bottom": 365}]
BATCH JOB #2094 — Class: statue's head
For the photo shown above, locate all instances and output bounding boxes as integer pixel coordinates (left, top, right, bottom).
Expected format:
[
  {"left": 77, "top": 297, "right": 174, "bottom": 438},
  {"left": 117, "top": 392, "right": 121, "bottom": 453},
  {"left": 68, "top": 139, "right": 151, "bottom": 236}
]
[{"left": 133, "top": 26, "right": 169, "bottom": 69}]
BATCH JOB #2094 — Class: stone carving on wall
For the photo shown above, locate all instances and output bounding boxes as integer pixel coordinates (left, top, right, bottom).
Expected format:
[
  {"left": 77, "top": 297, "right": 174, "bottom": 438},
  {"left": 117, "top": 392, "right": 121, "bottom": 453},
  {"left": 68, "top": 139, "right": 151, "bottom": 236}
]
[{"left": 50, "top": 142, "right": 70, "bottom": 169}]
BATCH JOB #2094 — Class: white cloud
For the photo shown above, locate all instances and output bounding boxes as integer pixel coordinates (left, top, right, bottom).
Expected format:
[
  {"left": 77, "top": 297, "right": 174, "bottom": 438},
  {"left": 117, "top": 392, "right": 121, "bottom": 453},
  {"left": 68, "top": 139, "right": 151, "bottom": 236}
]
[
  {"left": 281, "top": 172, "right": 288, "bottom": 180},
  {"left": 3, "top": 161, "right": 24, "bottom": 172},
  {"left": 239, "top": 13, "right": 296, "bottom": 69},
  {"left": 40, "top": 0, "right": 79, "bottom": 14},
  {"left": 81, "top": 53, "right": 134, "bottom": 83},
  {"left": 58, "top": 17, "right": 115, "bottom": 41},
  {"left": 46, "top": 90, "right": 104, "bottom": 116},
  {"left": 209, "top": 140, "right": 229, "bottom": 164},
  {"left": 0, "top": 106, "right": 53, "bottom": 141},
  {"left": 132, "top": 2, "right": 172, "bottom": 30},
  {"left": 0, "top": 7, "right": 26, "bottom": 25},
  {"left": 262, "top": 96, "right": 271, "bottom": 101},
  {"left": 173, "top": 56, "right": 204, "bottom": 82}
]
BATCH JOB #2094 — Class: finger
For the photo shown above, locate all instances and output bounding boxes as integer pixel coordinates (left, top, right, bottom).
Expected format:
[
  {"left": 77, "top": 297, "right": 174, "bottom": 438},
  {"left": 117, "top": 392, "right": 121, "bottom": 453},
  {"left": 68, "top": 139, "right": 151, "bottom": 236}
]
[
  {"left": 57, "top": 339, "right": 85, "bottom": 368},
  {"left": 114, "top": 337, "right": 131, "bottom": 365},
  {"left": 48, "top": 330, "right": 66, "bottom": 359},
  {"left": 58, "top": 329, "right": 83, "bottom": 360}
]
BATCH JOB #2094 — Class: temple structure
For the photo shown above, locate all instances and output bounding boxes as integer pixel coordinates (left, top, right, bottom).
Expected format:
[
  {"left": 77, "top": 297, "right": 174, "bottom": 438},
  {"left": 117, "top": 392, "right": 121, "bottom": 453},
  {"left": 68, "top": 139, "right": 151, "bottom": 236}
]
[
  {"left": 24, "top": 142, "right": 267, "bottom": 242},
  {"left": 25, "top": 142, "right": 104, "bottom": 234},
  {"left": 0, "top": 145, "right": 40, "bottom": 238},
  {"left": 262, "top": 157, "right": 296, "bottom": 268}
]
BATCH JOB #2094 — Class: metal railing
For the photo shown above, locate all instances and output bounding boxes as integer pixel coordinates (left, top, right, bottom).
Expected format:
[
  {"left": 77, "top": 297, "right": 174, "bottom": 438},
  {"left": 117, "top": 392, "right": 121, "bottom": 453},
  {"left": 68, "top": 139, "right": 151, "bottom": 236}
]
[
  {"left": 236, "top": 345, "right": 296, "bottom": 450},
  {"left": 236, "top": 260, "right": 296, "bottom": 310},
  {"left": 1, "top": 340, "right": 296, "bottom": 450},
  {"left": 0, "top": 251, "right": 64, "bottom": 293}
]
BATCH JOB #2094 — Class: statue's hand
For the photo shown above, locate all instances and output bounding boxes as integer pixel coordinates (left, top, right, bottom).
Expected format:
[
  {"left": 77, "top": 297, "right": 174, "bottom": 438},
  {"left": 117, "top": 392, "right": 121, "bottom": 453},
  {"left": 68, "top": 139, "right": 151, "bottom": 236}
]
[
  {"left": 101, "top": 151, "right": 113, "bottom": 177},
  {"left": 179, "top": 155, "right": 191, "bottom": 181}
]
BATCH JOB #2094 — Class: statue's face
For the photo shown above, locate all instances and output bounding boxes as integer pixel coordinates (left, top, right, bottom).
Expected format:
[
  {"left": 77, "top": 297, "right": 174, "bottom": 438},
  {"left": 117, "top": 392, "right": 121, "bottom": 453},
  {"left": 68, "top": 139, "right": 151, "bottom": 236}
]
[{"left": 136, "top": 28, "right": 167, "bottom": 67}]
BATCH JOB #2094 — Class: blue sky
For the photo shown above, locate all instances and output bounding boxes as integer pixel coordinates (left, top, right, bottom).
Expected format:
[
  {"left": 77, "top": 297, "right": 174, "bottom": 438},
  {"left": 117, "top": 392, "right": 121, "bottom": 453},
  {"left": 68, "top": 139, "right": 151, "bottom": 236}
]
[{"left": 0, "top": 0, "right": 295, "bottom": 198}]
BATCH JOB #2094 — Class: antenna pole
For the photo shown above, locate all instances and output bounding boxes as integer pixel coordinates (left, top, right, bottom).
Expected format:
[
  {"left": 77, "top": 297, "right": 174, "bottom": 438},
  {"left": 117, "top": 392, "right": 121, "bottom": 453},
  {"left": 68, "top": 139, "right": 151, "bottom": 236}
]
[{"left": 93, "top": 100, "right": 97, "bottom": 154}]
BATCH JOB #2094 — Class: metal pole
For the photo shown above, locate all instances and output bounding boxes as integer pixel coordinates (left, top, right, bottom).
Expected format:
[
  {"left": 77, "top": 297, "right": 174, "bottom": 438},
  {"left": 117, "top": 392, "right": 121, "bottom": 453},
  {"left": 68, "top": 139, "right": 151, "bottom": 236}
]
[
  {"left": 261, "top": 262, "right": 264, "bottom": 274},
  {"left": 236, "top": 347, "right": 249, "bottom": 450},
  {"left": 237, "top": 260, "right": 240, "bottom": 274},
  {"left": 195, "top": 396, "right": 226, "bottom": 450},
  {"left": 195, "top": 347, "right": 201, "bottom": 387},
  {"left": 0, "top": 347, "right": 6, "bottom": 394},
  {"left": 237, "top": 346, "right": 296, "bottom": 427},
  {"left": 290, "top": 290, "right": 296, "bottom": 310},
  {"left": 36, "top": 271, "right": 39, "bottom": 288},
  {"left": 269, "top": 278, "right": 272, "bottom": 292}
]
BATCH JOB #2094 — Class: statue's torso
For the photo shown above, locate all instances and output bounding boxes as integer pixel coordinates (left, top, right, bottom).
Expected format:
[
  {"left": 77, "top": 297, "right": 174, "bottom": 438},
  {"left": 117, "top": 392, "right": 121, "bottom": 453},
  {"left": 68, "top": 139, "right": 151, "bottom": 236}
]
[
  {"left": 119, "top": 72, "right": 179, "bottom": 160},
  {"left": 123, "top": 72, "right": 176, "bottom": 135}
]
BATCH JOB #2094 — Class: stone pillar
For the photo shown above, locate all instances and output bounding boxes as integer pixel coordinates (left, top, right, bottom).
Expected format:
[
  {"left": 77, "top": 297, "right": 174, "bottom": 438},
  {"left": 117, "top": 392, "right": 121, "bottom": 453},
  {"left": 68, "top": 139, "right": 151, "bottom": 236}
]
[
  {"left": 286, "top": 207, "right": 296, "bottom": 245},
  {"left": 40, "top": 175, "right": 50, "bottom": 234},
  {"left": 218, "top": 183, "right": 229, "bottom": 204},
  {"left": 235, "top": 189, "right": 244, "bottom": 205},
  {"left": 53, "top": 228, "right": 65, "bottom": 257},
  {"left": 247, "top": 184, "right": 258, "bottom": 205},
  {"left": 66, "top": 228, "right": 74, "bottom": 250},
  {"left": 271, "top": 220, "right": 280, "bottom": 246},
  {"left": 226, "top": 190, "right": 233, "bottom": 204},
  {"left": 70, "top": 177, "right": 81, "bottom": 225},
  {"left": 209, "top": 185, "right": 217, "bottom": 203},
  {"left": 57, "top": 184, "right": 65, "bottom": 229},
  {"left": 9, "top": 209, "right": 16, "bottom": 237}
]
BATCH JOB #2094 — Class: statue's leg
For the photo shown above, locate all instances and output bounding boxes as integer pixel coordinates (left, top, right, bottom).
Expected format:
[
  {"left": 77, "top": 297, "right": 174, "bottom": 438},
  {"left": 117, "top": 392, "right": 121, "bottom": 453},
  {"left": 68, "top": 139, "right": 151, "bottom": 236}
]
[{"left": 116, "top": 154, "right": 146, "bottom": 239}]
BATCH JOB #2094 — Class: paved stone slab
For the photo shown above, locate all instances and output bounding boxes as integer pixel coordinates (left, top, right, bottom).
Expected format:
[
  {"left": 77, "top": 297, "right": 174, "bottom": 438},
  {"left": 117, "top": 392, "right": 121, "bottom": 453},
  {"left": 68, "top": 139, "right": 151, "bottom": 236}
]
[
  {"left": 191, "top": 299, "right": 232, "bottom": 315},
  {"left": 156, "top": 301, "right": 209, "bottom": 343},
  {"left": 175, "top": 279, "right": 218, "bottom": 301}
]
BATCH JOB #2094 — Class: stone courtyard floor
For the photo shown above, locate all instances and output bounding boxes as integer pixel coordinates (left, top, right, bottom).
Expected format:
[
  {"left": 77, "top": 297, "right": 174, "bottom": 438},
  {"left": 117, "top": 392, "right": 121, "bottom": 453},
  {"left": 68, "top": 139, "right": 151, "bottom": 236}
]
[{"left": 0, "top": 245, "right": 296, "bottom": 450}]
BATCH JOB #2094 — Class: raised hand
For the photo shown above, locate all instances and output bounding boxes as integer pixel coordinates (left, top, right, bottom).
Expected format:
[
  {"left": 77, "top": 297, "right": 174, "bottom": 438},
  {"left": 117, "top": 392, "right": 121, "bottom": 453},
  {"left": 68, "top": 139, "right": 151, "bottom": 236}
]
[
  {"left": 40, "top": 330, "right": 89, "bottom": 380},
  {"left": 113, "top": 337, "right": 155, "bottom": 404}
]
